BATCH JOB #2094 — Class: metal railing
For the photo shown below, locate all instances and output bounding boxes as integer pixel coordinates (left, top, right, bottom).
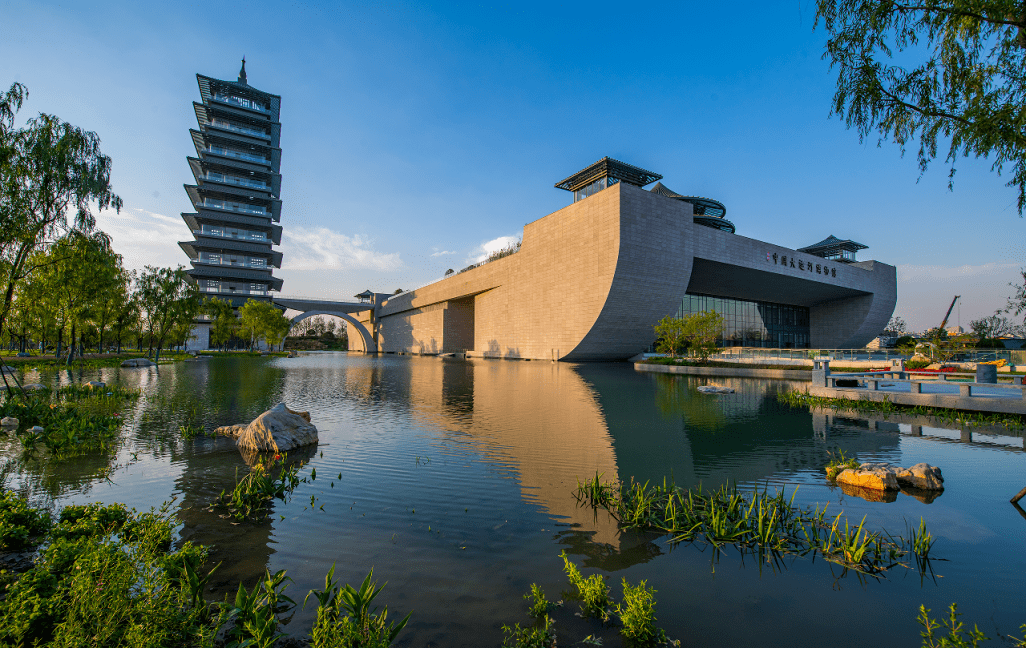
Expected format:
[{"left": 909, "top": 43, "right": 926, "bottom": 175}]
[
  {"left": 712, "top": 347, "right": 1026, "bottom": 364},
  {"left": 209, "top": 119, "right": 268, "bottom": 138},
  {"left": 211, "top": 94, "right": 270, "bottom": 114},
  {"left": 204, "top": 173, "right": 269, "bottom": 190},
  {"left": 206, "top": 146, "right": 269, "bottom": 164},
  {"left": 202, "top": 199, "right": 268, "bottom": 216}
]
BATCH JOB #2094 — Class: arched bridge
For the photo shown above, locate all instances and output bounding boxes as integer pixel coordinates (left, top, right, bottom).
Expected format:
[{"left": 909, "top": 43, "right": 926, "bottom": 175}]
[{"left": 273, "top": 296, "right": 375, "bottom": 352}]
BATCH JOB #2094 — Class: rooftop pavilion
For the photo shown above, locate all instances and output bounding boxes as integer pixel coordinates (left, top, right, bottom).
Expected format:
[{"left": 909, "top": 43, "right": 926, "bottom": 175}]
[
  {"left": 799, "top": 235, "right": 868, "bottom": 264},
  {"left": 555, "top": 157, "right": 663, "bottom": 202}
]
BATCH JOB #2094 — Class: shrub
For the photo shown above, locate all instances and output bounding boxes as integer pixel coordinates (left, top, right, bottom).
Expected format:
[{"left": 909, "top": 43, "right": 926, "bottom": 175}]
[
  {"left": 0, "top": 490, "right": 51, "bottom": 551},
  {"left": 616, "top": 579, "right": 668, "bottom": 647}
]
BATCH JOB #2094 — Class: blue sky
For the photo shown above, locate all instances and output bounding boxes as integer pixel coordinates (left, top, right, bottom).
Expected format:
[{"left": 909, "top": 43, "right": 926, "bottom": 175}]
[{"left": 2, "top": 0, "right": 1023, "bottom": 334}]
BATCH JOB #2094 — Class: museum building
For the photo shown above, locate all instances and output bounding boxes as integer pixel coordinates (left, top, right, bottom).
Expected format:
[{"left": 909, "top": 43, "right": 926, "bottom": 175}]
[{"left": 342, "top": 158, "right": 897, "bottom": 361}]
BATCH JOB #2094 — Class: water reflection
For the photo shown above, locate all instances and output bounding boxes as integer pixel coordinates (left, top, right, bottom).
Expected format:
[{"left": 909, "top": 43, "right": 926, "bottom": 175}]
[{"left": 4, "top": 355, "right": 1026, "bottom": 648}]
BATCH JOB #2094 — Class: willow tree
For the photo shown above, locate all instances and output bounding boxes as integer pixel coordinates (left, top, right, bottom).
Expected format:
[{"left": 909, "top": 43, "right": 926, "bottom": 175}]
[
  {"left": 816, "top": 1, "right": 1026, "bottom": 212},
  {"left": 0, "top": 82, "right": 122, "bottom": 336}
]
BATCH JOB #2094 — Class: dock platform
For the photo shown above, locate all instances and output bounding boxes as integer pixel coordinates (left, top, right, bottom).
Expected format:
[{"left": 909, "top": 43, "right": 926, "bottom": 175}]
[{"left": 811, "top": 359, "right": 1026, "bottom": 415}]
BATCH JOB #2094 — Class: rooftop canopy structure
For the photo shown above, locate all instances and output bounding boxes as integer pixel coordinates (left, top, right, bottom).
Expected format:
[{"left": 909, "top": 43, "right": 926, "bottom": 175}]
[
  {"left": 649, "top": 182, "right": 734, "bottom": 233},
  {"left": 555, "top": 157, "right": 662, "bottom": 203},
  {"left": 798, "top": 235, "right": 868, "bottom": 264}
]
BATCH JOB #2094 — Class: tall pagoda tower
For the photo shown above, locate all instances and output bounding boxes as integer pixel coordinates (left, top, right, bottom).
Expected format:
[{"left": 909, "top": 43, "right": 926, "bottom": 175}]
[{"left": 179, "top": 59, "right": 284, "bottom": 307}]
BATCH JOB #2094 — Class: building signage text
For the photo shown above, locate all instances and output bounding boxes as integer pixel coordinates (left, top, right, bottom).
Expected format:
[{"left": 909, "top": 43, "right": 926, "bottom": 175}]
[{"left": 766, "top": 252, "right": 837, "bottom": 279}]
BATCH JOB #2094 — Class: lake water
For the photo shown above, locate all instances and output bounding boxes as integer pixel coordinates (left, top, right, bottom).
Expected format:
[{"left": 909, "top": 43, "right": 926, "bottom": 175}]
[{"left": 4, "top": 353, "right": 1025, "bottom": 647}]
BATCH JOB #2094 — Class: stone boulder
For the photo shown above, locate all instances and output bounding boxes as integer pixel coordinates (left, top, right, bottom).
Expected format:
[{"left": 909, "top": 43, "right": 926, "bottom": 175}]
[
  {"left": 697, "top": 385, "right": 735, "bottom": 394},
  {"left": 120, "top": 358, "right": 155, "bottom": 368},
  {"left": 835, "top": 463, "right": 900, "bottom": 491},
  {"left": 217, "top": 403, "right": 317, "bottom": 454},
  {"left": 896, "top": 463, "right": 944, "bottom": 490},
  {"left": 85, "top": 381, "right": 105, "bottom": 389},
  {"left": 1, "top": 416, "right": 18, "bottom": 429},
  {"left": 23, "top": 384, "right": 46, "bottom": 391}
]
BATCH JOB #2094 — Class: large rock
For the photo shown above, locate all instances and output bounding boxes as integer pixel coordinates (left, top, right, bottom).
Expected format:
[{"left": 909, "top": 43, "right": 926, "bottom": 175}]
[
  {"left": 85, "top": 381, "right": 105, "bottom": 389},
  {"left": 836, "top": 463, "right": 900, "bottom": 491},
  {"left": 217, "top": 403, "right": 317, "bottom": 454},
  {"left": 120, "top": 358, "right": 155, "bottom": 368},
  {"left": 896, "top": 463, "right": 944, "bottom": 490},
  {"left": 1, "top": 416, "right": 18, "bottom": 429}
]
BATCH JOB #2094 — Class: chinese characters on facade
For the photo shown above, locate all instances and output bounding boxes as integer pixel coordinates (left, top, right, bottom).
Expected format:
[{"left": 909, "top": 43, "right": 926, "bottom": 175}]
[{"left": 767, "top": 252, "right": 836, "bottom": 278}]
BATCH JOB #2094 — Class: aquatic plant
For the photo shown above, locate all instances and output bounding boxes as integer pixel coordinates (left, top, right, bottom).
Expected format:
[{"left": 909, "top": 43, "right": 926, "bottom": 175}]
[
  {"left": 824, "top": 449, "right": 860, "bottom": 480},
  {"left": 501, "top": 615, "right": 556, "bottom": 648},
  {"left": 525, "top": 583, "right": 552, "bottom": 618},
  {"left": 217, "top": 569, "right": 295, "bottom": 648},
  {"left": 574, "top": 475, "right": 933, "bottom": 576},
  {"left": 305, "top": 565, "right": 411, "bottom": 648},
  {"left": 209, "top": 455, "right": 303, "bottom": 521},
  {"left": 0, "top": 490, "right": 51, "bottom": 551},
  {"left": 561, "top": 551, "right": 612, "bottom": 620},
  {"left": 917, "top": 604, "right": 988, "bottom": 648},
  {"left": 0, "top": 384, "right": 139, "bottom": 459},
  {"left": 616, "top": 579, "right": 668, "bottom": 648}
]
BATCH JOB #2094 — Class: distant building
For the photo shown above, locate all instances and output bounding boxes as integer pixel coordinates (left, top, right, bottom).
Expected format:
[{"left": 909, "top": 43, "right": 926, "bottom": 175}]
[
  {"left": 945, "top": 325, "right": 965, "bottom": 336},
  {"left": 178, "top": 59, "right": 284, "bottom": 308},
  {"left": 342, "top": 157, "right": 898, "bottom": 360}
]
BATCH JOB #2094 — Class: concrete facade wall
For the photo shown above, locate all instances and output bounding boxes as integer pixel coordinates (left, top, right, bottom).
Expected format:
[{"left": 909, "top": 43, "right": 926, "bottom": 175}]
[{"left": 344, "top": 182, "right": 897, "bottom": 361}]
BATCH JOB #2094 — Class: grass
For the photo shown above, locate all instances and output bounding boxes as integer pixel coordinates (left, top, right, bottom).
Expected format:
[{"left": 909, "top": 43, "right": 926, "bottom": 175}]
[
  {"left": 0, "top": 351, "right": 192, "bottom": 370},
  {"left": 824, "top": 449, "right": 860, "bottom": 480},
  {"left": 0, "top": 384, "right": 140, "bottom": 459},
  {"left": 573, "top": 474, "right": 933, "bottom": 576},
  {"left": 779, "top": 390, "right": 1026, "bottom": 430},
  {"left": 0, "top": 489, "right": 51, "bottom": 551},
  {"left": 208, "top": 454, "right": 304, "bottom": 521}
]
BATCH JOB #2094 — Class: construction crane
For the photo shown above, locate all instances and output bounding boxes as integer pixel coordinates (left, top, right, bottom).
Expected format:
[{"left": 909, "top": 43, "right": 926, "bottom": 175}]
[{"left": 939, "top": 295, "right": 960, "bottom": 333}]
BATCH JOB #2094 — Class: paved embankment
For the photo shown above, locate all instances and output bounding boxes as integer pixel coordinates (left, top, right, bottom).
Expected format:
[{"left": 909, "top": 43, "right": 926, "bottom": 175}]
[{"left": 634, "top": 362, "right": 811, "bottom": 380}]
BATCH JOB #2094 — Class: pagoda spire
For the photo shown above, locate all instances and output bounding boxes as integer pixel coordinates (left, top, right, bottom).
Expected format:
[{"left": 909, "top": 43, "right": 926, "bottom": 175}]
[{"left": 238, "top": 56, "right": 247, "bottom": 84}]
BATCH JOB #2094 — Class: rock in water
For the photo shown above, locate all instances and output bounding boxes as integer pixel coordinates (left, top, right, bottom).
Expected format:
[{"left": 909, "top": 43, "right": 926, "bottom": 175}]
[
  {"left": 120, "top": 358, "right": 155, "bottom": 368},
  {"left": 896, "top": 463, "right": 944, "bottom": 490},
  {"left": 231, "top": 403, "right": 317, "bottom": 453},
  {"left": 86, "top": 381, "right": 105, "bottom": 389},
  {"left": 836, "top": 463, "right": 900, "bottom": 491},
  {"left": 697, "top": 385, "right": 735, "bottom": 394}
]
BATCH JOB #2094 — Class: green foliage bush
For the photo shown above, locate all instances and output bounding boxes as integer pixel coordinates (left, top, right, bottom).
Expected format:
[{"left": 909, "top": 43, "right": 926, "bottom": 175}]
[
  {"left": 0, "top": 491, "right": 51, "bottom": 552},
  {"left": 0, "top": 502, "right": 209, "bottom": 648}
]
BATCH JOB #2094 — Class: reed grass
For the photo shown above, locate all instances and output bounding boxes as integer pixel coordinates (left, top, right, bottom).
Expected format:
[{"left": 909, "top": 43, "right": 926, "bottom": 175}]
[{"left": 574, "top": 475, "right": 931, "bottom": 575}]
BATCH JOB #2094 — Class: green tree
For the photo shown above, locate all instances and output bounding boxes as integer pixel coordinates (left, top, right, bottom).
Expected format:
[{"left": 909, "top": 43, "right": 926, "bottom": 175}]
[
  {"left": 682, "top": 310, "right": 725, "bottom": 362},
  {"left": 654, "top": 315, "right": 688, "bottom": 359},
  {"left": 0, "top": 82, "right": 122, "bottom": 338},
  {"left": 816, "top": 1, "right": 1026, "bottom": 212},
  {"left": 204, "top": 297, "right": 238, "bottom": 351},
  {"left": 237, "top": 299, "right": 289, "bottom": 351},
  {"left": 1009, "top": 269, "right": 1026, "bottom": 321},
  {"left": 135, "top": 266, "right": 200, "bottom": 362}
]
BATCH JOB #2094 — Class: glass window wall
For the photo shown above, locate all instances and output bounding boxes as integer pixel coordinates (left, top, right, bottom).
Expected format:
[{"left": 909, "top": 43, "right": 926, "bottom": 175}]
[{"left": 677, "top": 293, "right": 810, "bottom": 348}]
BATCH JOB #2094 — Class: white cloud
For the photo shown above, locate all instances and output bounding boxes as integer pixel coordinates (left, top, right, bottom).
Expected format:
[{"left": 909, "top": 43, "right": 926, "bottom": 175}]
[
  {"left": 94, "top": 207, "right": 193, "bottom": 271},
  {"left": 430, "top": 249, "right": 456, "bottom": 257},
  {"left": 467, "top": 235, "right": 520, "bottom": 264},
  {"left": 281, "top": 226, "right": 402, "bottom": 271}
]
